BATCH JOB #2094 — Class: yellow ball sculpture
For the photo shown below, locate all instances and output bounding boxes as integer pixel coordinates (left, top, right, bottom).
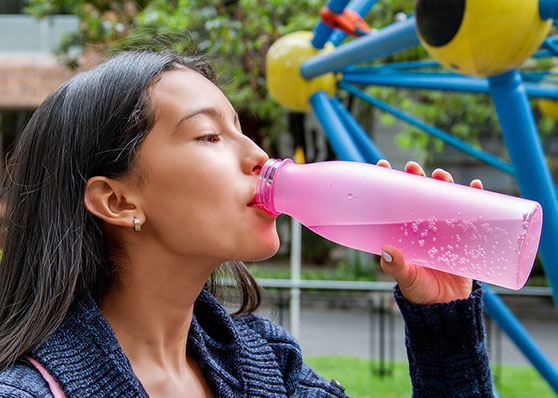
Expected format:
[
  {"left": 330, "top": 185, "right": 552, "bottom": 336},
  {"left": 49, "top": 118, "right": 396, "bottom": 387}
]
[
  {"left": 414, "top": 0, "right": 552, "bottom": 77},
  {"left": 538, "top": 98, "right": 558, "bottom": 121},
  {"left": 266, "top": 31, "right": 336, "bottom": 113}
]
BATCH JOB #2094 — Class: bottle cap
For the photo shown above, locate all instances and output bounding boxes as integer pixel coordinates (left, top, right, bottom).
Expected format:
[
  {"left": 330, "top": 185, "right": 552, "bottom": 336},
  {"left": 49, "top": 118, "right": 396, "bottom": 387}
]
[{"left": 255, "top": 158, "right": 292, "bottom": 215}]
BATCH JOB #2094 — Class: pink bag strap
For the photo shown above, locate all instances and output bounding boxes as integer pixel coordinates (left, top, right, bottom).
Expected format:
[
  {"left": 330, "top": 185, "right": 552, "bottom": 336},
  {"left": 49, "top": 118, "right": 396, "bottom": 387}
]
[{"left": 25, "top": 356, "right": 67, "bottom": 398}]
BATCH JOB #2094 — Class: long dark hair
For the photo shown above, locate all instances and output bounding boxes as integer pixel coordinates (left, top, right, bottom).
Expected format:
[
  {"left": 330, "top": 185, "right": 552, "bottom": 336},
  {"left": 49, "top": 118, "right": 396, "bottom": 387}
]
[{"left": 0, "top": 51, "right": 261, "bottom": 370}]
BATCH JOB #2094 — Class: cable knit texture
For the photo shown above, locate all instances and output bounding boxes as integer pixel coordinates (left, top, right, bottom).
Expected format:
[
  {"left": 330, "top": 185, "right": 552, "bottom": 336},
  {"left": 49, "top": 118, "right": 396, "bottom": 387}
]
[
  {"left": 0, "top": 285, "right": 492, "bottom": 397},
  {"left": 395, "top": 281, "right": 494, "bottom": 397}
]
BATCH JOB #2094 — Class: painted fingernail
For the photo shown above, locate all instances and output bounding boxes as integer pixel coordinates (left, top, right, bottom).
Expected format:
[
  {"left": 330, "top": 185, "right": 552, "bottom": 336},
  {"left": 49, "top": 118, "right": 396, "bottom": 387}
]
[{"left": 382, "top": 250, "right": 393, "bottom": 263}]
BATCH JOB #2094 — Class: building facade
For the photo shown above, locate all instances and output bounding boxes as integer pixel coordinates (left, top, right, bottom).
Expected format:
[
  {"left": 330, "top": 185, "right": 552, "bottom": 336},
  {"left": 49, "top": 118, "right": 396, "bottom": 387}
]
[{"left": 0, "top": 1, "right": 78, "bottom": 158}]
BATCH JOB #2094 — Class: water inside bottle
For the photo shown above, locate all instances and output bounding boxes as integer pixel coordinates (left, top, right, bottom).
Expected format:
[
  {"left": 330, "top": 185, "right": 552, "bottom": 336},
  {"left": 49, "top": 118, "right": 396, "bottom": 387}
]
[{"left": 308, "top": 215, "right": 540, "bottom": 289}]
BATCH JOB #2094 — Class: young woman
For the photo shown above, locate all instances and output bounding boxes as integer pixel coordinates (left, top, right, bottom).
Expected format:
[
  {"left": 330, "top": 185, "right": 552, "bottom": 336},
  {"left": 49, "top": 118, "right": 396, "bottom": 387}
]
[{"left": 0, "top": 51, "right": 493, "bottom": 397}]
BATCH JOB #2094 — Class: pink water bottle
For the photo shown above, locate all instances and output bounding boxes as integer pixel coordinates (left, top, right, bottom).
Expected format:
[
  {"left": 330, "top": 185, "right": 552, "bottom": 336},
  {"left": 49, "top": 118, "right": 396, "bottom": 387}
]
[{"left": 256, "top": 158, "right": 543, "bottom": 290}]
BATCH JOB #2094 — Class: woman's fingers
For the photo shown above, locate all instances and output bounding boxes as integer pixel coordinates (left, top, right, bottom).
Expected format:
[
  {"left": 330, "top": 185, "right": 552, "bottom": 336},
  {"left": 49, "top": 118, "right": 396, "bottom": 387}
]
[
  {"left": 376, "top": 159, "right": 392, "bottom": 169},
  {"left": 404, "top": 161, "right": 426, "bottom": 176},
  {"left": 470, "top": 179, "right": 483, "bottom": 190},
  {"left": 431, "top": 168, "right": 454, "bottom": 183}
]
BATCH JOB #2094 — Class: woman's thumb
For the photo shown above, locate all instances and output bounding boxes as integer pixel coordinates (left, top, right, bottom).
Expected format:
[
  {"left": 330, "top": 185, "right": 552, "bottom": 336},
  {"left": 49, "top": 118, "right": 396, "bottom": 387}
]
[{"left": 380, "top": 245, "right": 415, "bottom": 287}]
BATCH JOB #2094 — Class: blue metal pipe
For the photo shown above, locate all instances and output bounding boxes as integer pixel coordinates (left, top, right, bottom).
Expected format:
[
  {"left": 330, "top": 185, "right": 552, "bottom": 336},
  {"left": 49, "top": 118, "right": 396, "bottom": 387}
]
[
  {"left": 533, "top": 49, "right": 552, "bottom": 58},
  {"left": 312, "top": 23, "right": 336, "bottom": 50},
  {"left": 484, "top": 286, "right": 558, "bottom": 393},
  {"left": 341, "top": 72, "right": 558, "bottom": 99},
  {"left": 506, "top": 82, "right": 558, "bottom": 99},
  {"left": 330, "top": 97, "right": 385, "bottom": 164},
  {"left": 521, "top": 71, "right": 558, "bottom": 83},
  {"left": 309, "top": 91, "right": 366, "bottom": 162},
  {"left": 301, "top": 17, "right": 420, "bottom": 79},
  {"left": 311, "top": 0, "right": 351, "bottom": 49},
  {"left": 539, "top": 0, "right": 558, "bottom": 20},
  {"left": 340, "top": 60, "right": 440, "bottom": 73},
  {"left": 488, "top": 69, "right": 558, "bottom": 311},
  {"left": 329, "top": 0, "right": 380, "bottom": 46},
  {"left": 338, "top": 82, "right": 516, "bottom": 175},
  {"left": 542, "top": 38, "right": 558, "bottom": 57},
  {"left": 342, "top": 72, "right": 489, "bottom": 92}
]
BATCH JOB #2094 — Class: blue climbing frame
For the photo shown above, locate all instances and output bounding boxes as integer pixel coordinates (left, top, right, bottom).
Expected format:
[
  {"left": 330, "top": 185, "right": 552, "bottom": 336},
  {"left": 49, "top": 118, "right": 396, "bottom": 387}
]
[{"left": 303, "top": 0, "right": 558, "bottom": 393}]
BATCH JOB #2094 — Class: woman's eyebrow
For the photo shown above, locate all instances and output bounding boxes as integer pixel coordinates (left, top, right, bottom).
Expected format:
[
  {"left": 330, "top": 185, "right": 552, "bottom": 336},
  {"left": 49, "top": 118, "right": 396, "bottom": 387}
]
[{"left": 173, "top": 107, "right": 239, "bottom": 132}]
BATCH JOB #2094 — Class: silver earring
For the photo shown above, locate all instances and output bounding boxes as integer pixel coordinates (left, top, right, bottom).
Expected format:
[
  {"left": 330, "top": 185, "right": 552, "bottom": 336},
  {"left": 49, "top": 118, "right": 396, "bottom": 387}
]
[{"left": 133, "top": 217, "right": 141, "bottom": 232}]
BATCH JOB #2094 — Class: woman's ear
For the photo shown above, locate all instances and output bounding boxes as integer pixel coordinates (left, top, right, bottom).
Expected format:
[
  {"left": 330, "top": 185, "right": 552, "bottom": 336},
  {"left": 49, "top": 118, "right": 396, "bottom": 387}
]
[{"left": 84, "top": 176, "right": 144, "bottom": 229}]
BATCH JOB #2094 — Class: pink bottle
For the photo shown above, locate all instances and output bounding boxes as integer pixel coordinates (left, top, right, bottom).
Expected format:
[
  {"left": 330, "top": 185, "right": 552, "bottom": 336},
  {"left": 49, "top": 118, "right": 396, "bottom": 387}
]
[{"left": 256, "top": 159, "right": 543, "bottom": 290}]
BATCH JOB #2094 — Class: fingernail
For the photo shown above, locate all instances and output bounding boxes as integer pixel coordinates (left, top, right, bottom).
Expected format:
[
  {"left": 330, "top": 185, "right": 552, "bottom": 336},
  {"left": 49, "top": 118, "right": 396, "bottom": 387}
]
[{"left": 382, "top": 250, "right": 393, "bottom": 263}]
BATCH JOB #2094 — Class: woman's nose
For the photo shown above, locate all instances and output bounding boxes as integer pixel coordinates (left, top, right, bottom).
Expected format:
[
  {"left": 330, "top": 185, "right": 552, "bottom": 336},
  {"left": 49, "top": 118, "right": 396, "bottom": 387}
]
[{"left": 241, "top": 136, "right": 268, "bottom": 175}]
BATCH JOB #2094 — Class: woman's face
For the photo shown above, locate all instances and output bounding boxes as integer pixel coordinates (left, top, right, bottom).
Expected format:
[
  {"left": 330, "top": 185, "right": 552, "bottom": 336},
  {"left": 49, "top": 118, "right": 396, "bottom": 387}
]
[{"left": 128, "top": 68, "right": 280, "bottom": 264}]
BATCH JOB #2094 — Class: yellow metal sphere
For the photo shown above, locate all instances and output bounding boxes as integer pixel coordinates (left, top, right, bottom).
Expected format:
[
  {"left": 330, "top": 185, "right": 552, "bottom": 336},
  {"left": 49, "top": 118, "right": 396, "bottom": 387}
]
[
  {"left": 415, "top": 0, "right": 552, "bottom": 77},
  {"left": 266, "top": 31, "right": 336, "bottom": 113},
  {"left": 538, "top": 98, "right": 558, "bottom": 121}
]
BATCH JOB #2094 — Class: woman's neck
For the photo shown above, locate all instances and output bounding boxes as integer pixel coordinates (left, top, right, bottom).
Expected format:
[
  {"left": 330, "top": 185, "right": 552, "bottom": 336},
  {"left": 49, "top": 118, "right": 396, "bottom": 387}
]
[{"left": 98, "top": 245, "right": 219, "bottom": 374}]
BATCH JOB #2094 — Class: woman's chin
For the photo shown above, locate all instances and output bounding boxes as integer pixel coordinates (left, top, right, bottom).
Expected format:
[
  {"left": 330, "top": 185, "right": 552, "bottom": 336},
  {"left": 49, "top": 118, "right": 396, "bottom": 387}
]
[{"left": 242, "top": 237, "right": 281, "bottom": 262}]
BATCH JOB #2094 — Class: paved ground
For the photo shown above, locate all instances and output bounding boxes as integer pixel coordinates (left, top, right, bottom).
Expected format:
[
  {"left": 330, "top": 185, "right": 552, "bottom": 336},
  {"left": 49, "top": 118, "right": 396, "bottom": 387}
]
[{"left": 258, "top": 292, "right": 558, "bottom": 367}]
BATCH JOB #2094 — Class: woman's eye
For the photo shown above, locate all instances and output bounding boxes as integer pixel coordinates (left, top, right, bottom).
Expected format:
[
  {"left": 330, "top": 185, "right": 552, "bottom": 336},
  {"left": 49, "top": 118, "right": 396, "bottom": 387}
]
[{"left": 198, "top": 134, "right": 221, "bottom": 143}]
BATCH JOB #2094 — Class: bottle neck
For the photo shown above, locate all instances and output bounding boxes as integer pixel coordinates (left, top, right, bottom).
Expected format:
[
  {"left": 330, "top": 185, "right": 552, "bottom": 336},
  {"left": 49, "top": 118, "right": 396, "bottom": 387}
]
[{"left": 255, "top": 158, "right": 292, "bottom": 215}]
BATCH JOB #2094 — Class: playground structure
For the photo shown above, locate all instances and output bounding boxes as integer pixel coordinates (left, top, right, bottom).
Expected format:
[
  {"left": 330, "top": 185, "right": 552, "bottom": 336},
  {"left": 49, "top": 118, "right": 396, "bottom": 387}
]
[{"left": 265, "top": 0, "right": 558, "bottom": 395}]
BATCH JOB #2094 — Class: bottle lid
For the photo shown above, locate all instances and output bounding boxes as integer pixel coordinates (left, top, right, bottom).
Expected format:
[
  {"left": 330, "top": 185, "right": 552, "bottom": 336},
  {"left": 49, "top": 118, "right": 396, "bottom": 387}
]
[{"left": 255, "top": 158, "right": 292, "bottom": 215}]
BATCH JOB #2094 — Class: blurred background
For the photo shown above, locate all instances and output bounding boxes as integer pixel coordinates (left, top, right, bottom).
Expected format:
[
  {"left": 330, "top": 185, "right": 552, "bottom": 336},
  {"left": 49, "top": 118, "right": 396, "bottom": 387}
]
[{"left": 1, "top": 1, "right": 557, "bottom": 396}]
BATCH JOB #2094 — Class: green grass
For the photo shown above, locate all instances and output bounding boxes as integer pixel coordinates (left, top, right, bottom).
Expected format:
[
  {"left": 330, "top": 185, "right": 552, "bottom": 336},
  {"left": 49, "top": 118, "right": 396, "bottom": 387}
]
[
  {"left": 248, "top": 262, "right": 377, "bottom": 282},
  {"left": 305, "top": 356, "right": 556, "bottom": 398}
]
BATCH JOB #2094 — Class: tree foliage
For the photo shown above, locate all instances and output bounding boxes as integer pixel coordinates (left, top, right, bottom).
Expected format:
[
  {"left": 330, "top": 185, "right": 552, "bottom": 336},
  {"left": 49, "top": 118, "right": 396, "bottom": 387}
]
[{"left": 25, "top": 0, "right": 326, "bottom": 151}]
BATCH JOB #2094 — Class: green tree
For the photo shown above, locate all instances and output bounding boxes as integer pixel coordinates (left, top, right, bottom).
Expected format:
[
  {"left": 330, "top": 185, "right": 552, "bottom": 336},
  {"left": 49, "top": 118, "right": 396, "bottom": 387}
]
[{"left": 25, "top": 0, "right": 329, "bottom": 152}]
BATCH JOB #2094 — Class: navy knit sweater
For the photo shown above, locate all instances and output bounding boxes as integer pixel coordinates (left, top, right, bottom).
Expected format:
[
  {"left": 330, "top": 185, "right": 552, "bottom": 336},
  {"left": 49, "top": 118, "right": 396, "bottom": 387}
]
[{"left": 0, "top": 284, "right": 493, "bottom": 397}]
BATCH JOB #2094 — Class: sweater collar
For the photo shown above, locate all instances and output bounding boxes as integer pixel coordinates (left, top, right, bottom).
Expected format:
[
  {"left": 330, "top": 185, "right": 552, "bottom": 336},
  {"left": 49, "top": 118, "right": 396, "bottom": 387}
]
[
  {"left": 31, "top": 290, "right": 289, "bottom": 397},
  {"left": 189, "top": 290, "right": 289, "bottom": 397}
]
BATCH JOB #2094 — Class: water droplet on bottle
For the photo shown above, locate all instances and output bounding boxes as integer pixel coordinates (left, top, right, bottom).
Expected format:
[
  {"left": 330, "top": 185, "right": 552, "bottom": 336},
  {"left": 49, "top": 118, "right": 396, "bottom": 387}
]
[
  {"left": 347, "top": 193, "right": 353, "bottom": 199},
  {"left": 418, "top": 240, "right": 425, "bottom": 247}
]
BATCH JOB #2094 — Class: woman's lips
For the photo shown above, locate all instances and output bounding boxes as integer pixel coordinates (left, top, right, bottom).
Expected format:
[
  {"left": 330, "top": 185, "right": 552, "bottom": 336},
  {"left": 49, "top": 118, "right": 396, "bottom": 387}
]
[
  {"left": 248, "top": 200, "right": 276, "bottom": 216},
  {"left": 254, "top": 203, "right": 276, "bottom": 216}
]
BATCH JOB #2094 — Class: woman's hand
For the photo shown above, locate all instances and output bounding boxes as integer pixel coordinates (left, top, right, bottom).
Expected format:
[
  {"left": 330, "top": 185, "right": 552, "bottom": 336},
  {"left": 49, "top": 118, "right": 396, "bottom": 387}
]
[{"left": 376, "top": 160, "right": 484, "bottom": 306}]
